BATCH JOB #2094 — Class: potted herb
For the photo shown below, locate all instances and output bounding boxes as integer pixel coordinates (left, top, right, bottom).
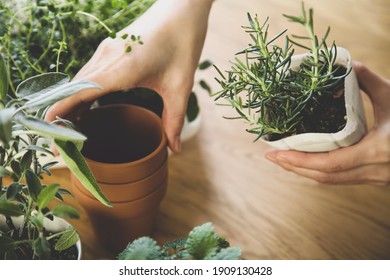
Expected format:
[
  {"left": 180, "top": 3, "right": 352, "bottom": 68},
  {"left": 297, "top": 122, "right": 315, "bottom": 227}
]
[
  {"left": 213, "top": 4, "right": 366, "bottom": 152},
  {"left": 0, "top": 0, "right": 155, "bottom": 90},
  {"left": 118, "top": 223, "right": 242, "bottom": 260},
  {"left": 0, "top": 53, "right": 110, "bottom": 259}
]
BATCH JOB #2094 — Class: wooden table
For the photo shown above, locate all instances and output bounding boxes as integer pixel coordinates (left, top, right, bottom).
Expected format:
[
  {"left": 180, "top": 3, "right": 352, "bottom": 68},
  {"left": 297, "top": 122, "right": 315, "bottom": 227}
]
[{"left": 43, "top": 0, "right": 390, "bottom": 259}]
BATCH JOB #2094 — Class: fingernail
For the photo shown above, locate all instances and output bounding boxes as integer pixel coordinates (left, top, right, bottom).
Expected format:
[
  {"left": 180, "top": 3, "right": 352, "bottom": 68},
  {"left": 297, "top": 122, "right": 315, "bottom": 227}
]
[{"left": 276, "top": 153, "right": 290, "bottom": 163}]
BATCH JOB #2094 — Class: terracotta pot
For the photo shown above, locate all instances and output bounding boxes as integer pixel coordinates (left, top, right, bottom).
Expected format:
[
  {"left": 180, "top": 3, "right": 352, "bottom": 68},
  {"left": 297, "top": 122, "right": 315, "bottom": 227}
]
[
  {"left": 71, "top": 176, "right": 167, "bottom": 253},
  {"left": 71, "top": 104, "right": 168, "bottom": 254}
]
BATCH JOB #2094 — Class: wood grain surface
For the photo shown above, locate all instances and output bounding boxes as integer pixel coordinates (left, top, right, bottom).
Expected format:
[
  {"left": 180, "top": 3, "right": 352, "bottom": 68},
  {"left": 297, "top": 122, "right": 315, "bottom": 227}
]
[{"left": 38, "top": 0, "right": 390, "bottom": 259}]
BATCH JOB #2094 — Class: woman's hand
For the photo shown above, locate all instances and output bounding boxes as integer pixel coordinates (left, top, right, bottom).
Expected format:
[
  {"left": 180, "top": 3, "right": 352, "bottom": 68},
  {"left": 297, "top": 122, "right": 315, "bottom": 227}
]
[
  {"left": 45, "top": 0, "right": 214, "bottom": 152},
  {"left": 266, "top": 62, "right": 390, "bottom": 185}
]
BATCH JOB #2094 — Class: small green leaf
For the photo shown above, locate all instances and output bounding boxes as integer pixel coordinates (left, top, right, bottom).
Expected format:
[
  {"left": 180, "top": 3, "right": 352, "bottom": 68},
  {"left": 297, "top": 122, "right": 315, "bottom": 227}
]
[
  {"left": 121, "top": 33, "right": 128, "bottom": 39},
  {"left": 0, "top": 166, "right": 10, "bottom": 178},
  {"left": 118, "top": 237, "right": 161, "bottom": 260},
  {"left": 54, "top": 227, "right": 79, "bottom": 251},
  {"left": 185, "top": 222, "right": 218, "bottom": 260},
  {"left": 51, "top": 204, "right": 80, "bottom": 219},
  {"left": 208, "top": 247, "right": 242, "bottom": 260},
  {"left": 186, "top": 92, "right": 200, "bottom": 122},
  {"left": 199, "top": 80, "right": 212, "bottom": 94},
  {"left": 0, "top": 108, "right": 15, "bottom": 144},
  {"left": 25, "top": 169, "right": 42, "bottom": 201},
  {"left": 0, "top": 53, "right": 8, "bottom": 101},
  {"left": 37, "top": 184, "right": 59, "bottom": 210},
  {"left": 54, "top": 188, "right": 72, "bottom": 202},
  {"left": 30, "top": 212, "right": 44, "bottom": 231},
  {"left": 10, "top": 160, "right": 21, "bottom": 178},
  {"left": 198, "top": 60, "right": 213, "bottom": 70},
  {"left": 20, "top": 150, "right": 33, "bottom": 171},
  {"left": 16, "top": 72, "right": 69, "bottom": 98},
  {"left": 0, "top": 199, "right": 23, "bottom": 216},
  {"left": 26, "top": 145, "right": 54, "bottom": 156},
  {"left": 54, "top": 140, "right": 111, "bottom": 207},
  {"left": 125, "top": 46, "right": 132, "bottom": 53},
  {"left": 33, "top": 235, "right": 51, "bottom": 259},
  {"left": 21, "top": 79, "right": 101, "bottom": 111},
  {"left": 109, "top": 32, "right": 116, "bottom": 38},
  {"left": 0, "top": 236, "right": 17, "bottom": 251},
  {"left": 6, "top": 182, "right": 22, "bottom": 200},
  {"left": 16, "top": 115, "right": 87, "bottom": 142}
]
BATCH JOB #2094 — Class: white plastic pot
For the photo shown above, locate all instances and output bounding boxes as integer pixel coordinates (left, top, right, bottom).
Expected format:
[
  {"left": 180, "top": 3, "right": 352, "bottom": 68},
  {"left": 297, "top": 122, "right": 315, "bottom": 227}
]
[
  {"left": 181, "top": 113, "right": 202, "bottom": 142},
  {"left": 262, "top": 47, "right": 367, "bottom": 152},
  {"left": 0, "top": 215, "right": 82, "bottom": 260}
]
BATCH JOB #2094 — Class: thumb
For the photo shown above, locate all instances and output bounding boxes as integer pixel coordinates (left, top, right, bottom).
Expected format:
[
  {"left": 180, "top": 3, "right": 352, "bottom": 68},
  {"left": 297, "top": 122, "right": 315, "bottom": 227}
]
[{"left": 161, "top": 94, "right": 189, "bottom": 153}]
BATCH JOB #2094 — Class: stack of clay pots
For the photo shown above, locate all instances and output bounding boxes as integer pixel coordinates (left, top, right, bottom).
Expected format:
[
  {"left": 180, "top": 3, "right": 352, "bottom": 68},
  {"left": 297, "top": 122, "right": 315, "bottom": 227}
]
[{"left": 70, "top": 104, "right": 168, "bottom": 254}]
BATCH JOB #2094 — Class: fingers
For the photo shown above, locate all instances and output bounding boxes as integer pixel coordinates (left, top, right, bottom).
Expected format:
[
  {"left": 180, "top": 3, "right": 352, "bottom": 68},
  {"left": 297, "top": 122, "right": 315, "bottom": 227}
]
[
  {"left": 271, "top": 160, "right": 390, "bottom": 185},
  {"left": 161, "top": 100, "right": 187, "bottom": 153},
  {"left": 266, "top": 140, "right": 371, "bottom": 173}
]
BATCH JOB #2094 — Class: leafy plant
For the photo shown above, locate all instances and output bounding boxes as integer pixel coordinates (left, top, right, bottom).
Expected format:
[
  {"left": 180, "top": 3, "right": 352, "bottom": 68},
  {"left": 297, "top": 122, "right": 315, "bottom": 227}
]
[
  {"left": 214, "top": 3, "right": 349, "bottom": 141},
  {"left": 117, "top": 222, "right": 241, "bottom": 260},
  {"left": 0, "top": 0, "right": 155, "bottom": 95},
  {"left": 0, "top": 52, "right": 110, "bottom": 259}
]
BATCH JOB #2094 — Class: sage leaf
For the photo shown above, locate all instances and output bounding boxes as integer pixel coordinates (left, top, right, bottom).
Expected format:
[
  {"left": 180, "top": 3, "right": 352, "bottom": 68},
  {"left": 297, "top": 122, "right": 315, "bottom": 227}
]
[
  {"left": 16, "top": 72, "right": 69, "bottom": 98},
  {"left": 0, "top": 53, "right": 8, "bottom": 101},
  {"left": 55, "top": 226, "right": 79, "bottom": 251},
  {"left": 33, "top": 235, "right": 51, "bottom": 259},
  {"left": 51, "top": 204, "right": 80, "bottom": 219},
  {"left": 22, "top": 79, "right": 101, "bottom": 111},
  {"left": 6, "top": 182, "right": 22, "bottom": 200},
  {"left": 0, "top": 166, "right": 10, "bottom": 178},
  {"left": 0, "top": 236, "right": 17, "bottom": 251},
  {"left": 54, "top": 140, "right": 111, "bottom": 207},
  {"left": 25, "top": 169, "right": 42, "bottom": 201},
  {"left": 26, "top": 145, "right": 55, "bottom": 156},
  {"left": 0, "top": 199, "right": 23, "bottom": 216},
  {"left": 0, "top": 108, "right": 15, "bottom": 144},
  {"left": 20, "top": 150, "right": 33, "bottom": 171},
  {"left": 37, "top": 184, "right": 59, "bottom": 210},
  {"left": 16, "top": 115, "right": 87, "bottom": 142}
]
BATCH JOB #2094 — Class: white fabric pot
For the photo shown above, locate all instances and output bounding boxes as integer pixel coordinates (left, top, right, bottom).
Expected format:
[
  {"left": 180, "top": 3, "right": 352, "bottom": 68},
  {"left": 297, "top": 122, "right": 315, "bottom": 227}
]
[{"left": 262, "top": 47, "right": 366, "bottom": 152}]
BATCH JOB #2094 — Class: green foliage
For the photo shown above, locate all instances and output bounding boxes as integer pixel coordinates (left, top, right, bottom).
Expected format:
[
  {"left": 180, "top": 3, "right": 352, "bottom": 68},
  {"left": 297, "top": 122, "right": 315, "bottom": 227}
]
[
  {"left": 0, "top": 72, "right": 110, "bottom": 259},
  {"left": 0, "top": 0, "right": 156, "bottom": 94},
  {"left": 214, "top": 3, "right": 349, "bottom": 140},
  {"left": 54, "top": 140, "right": 111, "bottom": 207},
  {"left": 118, "top": 223, "right": 242, "bottom": 260},
  {"left": 0, "top": 53, "right": 7, "bottom": 101}
]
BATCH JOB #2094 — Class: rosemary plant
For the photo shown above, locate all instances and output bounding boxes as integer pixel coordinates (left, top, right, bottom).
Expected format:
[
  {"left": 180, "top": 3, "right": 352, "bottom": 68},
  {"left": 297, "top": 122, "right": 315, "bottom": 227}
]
[
  {"left": 0, "top": 0, "right": 155, "bottom": 95},
  {"left": 214, "top": 3, "right": 349, "bottom": 141}
]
